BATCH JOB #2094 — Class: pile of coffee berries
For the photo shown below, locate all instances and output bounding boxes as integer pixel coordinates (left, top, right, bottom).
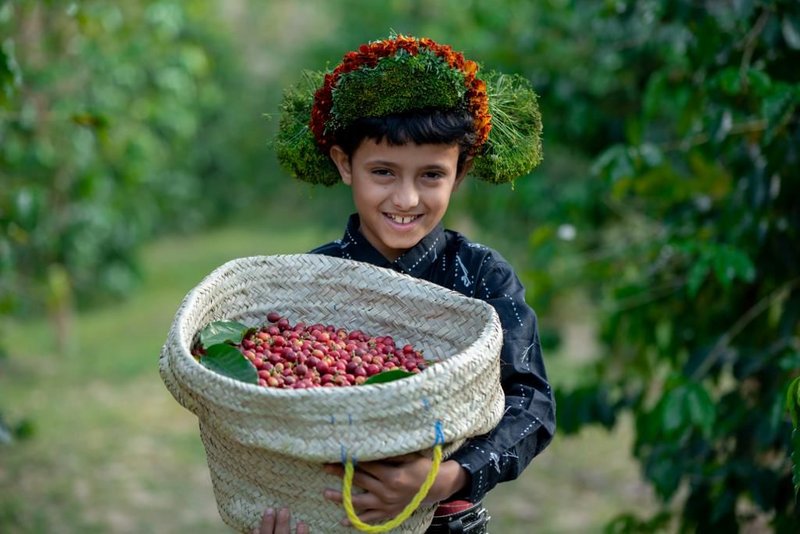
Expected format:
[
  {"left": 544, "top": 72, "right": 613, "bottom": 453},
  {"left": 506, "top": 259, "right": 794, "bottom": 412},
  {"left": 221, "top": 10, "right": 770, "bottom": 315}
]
[{"left": 239, "top": 312, "right": 427, "bottom": 389}]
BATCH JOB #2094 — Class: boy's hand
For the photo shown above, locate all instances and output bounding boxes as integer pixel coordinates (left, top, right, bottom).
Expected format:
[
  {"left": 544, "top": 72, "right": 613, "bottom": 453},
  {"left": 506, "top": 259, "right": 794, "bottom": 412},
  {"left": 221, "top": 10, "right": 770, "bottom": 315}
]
[
  {"left": 253, "top": 508, "right": 309, "bottom": 534},
  {"left": 323, "top": 454, "right": 468, "bottom": 526}
]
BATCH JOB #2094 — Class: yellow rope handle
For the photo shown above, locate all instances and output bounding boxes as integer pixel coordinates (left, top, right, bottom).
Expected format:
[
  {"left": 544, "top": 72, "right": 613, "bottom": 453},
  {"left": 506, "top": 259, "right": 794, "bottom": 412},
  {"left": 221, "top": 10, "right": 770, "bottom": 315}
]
[{"left": 342, "top": 444, "right": 443, "bottom": 533}]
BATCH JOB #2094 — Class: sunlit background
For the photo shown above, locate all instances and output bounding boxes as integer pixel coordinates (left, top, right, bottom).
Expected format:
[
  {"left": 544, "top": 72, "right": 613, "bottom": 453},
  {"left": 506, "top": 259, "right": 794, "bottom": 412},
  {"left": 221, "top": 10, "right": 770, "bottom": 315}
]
[{"left": 2, "top": 1, "right": 798, "bottom": 532}]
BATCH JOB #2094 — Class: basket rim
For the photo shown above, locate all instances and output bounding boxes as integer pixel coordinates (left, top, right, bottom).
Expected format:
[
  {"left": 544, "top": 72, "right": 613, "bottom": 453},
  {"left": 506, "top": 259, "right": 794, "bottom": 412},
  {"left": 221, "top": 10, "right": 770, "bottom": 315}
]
[{"left": 169, "top": 253, "right": 501, "bottom": 400}]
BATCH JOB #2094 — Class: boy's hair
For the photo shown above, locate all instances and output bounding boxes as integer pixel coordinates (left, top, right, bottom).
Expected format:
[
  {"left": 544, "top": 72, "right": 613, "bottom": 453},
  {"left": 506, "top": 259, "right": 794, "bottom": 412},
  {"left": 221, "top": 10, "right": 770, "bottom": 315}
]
[{"left": 335, "top": 109, "right": 476, "bottom": 174}]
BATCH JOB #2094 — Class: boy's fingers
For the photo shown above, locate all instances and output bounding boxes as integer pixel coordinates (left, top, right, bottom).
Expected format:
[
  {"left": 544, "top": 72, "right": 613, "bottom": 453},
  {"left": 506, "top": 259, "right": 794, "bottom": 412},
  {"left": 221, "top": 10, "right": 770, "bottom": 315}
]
[
  {"left": 352, "top": 461, "right": 392, "bottom": 479},
  {"left": 324, "top": 464, "right": 384, "bottom": 497},
  {"left": 255, "top": 508, "right": 306, "bottom": 534},
  {"left": 326, "top": 468, "right": 384, "bottom": 498},
  {"left": 276, "top": 508, "right": 291, "bottom": 530},
  {"left": 325, "top": 488, "right": 386, "bottom": 516},
  {"left": 255, "top": 508, "right": 275, "bottom": 534},
  {"left": 379, "top": 452, "right": 419, "bottom": 464},
  {"left": 323, "top": 489, "right": 343, "bottom": 504},
  {"left": 353, "top": 454, "right": 424, "bottom": 481}
]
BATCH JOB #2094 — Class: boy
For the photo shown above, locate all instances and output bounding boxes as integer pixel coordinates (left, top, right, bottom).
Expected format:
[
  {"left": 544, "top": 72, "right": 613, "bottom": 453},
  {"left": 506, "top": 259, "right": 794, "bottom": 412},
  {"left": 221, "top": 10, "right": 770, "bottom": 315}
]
[{"left": 261, "top": 35, "right": 555, "bottom": 533}]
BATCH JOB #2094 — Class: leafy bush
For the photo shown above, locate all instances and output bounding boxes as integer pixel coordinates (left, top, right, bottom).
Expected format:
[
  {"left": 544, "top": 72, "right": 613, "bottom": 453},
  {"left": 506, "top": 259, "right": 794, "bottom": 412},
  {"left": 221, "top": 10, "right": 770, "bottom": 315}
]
[
  {"left": 546, "top": 1, "right": 800, "bottom": 530},
  {"left": 0, "top": 1, "right": 270, "bottom": 317}
]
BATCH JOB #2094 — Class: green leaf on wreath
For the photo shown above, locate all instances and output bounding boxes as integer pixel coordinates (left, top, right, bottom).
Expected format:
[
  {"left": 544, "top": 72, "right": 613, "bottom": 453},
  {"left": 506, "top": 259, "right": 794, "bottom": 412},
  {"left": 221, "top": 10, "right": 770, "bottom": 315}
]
[
  {"left": 362, "top": 369, "right": 415, "bottom": 385},
  {"left": 200, "top": 343, "right": 258, "bottom": 384},
  {"left": 199, "top": 320, "right": 250, "bottom": 348}
]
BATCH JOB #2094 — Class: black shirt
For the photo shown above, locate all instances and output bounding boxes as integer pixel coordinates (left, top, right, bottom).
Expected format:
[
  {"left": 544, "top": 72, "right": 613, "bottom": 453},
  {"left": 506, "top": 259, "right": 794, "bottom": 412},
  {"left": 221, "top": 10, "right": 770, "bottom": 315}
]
[{"left": 311, "top": 213, "right": 556, "bottom": 503}]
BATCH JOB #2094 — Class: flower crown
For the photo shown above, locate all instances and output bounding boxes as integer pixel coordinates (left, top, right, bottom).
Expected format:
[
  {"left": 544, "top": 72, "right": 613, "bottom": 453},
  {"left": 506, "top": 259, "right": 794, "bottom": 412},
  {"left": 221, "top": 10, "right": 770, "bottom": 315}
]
[{"left": 274, "top": 35, "right": 543, "bottom": 186}]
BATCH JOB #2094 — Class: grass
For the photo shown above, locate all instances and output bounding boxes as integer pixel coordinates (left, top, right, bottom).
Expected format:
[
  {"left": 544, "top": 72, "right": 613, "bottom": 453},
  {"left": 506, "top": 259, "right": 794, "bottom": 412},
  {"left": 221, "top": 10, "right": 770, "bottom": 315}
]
[{"left": 0, "top": 217, "right": 658, "bottom": 533}]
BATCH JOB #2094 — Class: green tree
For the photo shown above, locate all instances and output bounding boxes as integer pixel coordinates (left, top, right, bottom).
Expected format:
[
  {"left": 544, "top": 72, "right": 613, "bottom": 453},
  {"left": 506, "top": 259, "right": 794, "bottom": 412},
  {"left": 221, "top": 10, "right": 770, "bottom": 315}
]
[
  {"left": 546, "top": 1, "right": 800, "bottom": 530},
  {"left": 0, "top": 1, "right": 257, "bottom": 346}
]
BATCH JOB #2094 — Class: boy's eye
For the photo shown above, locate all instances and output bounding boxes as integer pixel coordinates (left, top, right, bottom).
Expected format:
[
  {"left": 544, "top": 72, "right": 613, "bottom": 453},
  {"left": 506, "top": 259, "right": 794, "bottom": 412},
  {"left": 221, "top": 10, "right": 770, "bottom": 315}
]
[
  {"left": 422, "top": 171, "right": 444, "bottom": 180},
  {"left": 372, "top": 168, "right": 393, "bottom": 176}
]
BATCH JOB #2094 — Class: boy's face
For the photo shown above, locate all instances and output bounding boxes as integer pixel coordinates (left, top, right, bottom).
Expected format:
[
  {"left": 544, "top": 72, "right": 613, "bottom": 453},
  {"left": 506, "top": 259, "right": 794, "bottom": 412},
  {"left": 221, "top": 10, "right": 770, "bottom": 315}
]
[{"left": 330, "top": 139, "right": 466, "bottom": 262}]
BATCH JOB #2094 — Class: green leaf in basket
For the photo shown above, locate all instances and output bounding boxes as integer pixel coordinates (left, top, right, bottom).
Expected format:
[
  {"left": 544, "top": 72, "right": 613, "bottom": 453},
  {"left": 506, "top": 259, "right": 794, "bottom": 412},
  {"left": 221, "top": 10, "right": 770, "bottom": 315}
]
[
  {"left": 362, "top": 369, "right": 416, "bottom": 385},
  {"left": 199, "top": 320, "right": 251, "bottom": 348},
  {"left": 200, "top": 343, "right": 258, "bottom": 384}
]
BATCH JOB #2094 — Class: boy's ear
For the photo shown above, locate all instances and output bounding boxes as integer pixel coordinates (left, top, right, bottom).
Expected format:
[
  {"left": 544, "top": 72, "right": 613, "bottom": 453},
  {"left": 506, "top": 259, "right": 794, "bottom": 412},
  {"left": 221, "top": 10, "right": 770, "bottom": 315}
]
[
  {"left": 329, "top": 145, "right": 353, "bottom": 185},
  {"left": 454, "top": 157, "right": 474, "bottom": 191}
]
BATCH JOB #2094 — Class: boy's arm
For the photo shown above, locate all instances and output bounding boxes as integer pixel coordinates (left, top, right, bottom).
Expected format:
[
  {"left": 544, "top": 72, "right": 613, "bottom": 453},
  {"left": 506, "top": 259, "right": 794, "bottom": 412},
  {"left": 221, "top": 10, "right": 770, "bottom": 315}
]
[{"left": 447, "top": 261, "right": 556, "bottom": 503}]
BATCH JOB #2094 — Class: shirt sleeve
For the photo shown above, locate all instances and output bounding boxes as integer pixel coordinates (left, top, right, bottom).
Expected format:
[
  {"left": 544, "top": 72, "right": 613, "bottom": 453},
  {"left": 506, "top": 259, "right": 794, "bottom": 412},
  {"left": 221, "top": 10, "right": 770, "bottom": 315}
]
[{"left": 447, "top": 260, "right": 556, "bottom": 503}]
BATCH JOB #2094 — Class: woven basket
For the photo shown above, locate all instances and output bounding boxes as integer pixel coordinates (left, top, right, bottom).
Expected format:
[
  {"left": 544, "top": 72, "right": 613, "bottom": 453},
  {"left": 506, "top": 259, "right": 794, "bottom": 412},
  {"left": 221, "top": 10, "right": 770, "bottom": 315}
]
[{"left": 159, "top": 254, "right": 505, "bottom": 533}]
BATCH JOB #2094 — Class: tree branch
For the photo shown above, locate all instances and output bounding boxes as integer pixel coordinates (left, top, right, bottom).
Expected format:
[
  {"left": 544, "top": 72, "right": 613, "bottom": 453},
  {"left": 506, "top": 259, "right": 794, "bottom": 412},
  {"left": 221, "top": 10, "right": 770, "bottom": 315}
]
[
  {"left": 691, "top": 277, "right": 800, "bottom": 380},
  {"left": 739, "top": 8, "right": 771, "bottom": 86}
]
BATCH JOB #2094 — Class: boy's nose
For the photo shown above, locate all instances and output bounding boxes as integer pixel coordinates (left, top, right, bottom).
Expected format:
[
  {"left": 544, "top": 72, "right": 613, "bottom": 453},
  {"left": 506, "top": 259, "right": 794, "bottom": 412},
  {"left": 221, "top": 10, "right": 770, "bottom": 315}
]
[{"left": 392, "top": 180, "right": 419, "bottom": 209}]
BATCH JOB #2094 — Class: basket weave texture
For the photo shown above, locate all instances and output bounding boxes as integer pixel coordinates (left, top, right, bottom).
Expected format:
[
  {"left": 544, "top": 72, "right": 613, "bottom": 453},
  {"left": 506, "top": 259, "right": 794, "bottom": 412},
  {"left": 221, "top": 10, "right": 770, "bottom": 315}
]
[{"left": 159, "top": 254, "right": 505, "bottom": 533}]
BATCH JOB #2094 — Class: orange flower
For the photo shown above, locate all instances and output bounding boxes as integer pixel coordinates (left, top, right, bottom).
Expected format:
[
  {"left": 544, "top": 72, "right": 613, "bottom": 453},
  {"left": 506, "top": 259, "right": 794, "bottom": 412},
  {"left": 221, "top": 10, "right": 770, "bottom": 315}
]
[{"left": 463, "top": 61, "right": 478, "bottom": 76}]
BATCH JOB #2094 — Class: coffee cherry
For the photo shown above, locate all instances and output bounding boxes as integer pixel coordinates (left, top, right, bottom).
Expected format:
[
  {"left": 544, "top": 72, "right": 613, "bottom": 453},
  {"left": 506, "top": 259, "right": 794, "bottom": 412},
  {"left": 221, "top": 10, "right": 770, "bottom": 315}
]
[{"left": 228, "top": 311, "right": 429, "bottom": 389}]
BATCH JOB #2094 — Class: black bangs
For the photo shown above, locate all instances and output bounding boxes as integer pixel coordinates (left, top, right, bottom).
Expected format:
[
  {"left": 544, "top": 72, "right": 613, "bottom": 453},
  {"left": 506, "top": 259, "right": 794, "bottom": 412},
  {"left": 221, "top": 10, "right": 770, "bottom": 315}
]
[{"left": 334, "top": 109, "right": 476, "bottom": 170}]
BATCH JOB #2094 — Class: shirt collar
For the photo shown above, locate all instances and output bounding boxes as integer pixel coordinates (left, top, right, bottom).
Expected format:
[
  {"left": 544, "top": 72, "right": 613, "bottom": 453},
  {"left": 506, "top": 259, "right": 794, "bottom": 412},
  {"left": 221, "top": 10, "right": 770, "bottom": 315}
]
[
  {"left": 339, "top": 213, "right": 447, "bottom": 276},
  {"left": 339, "top": 213, "right": 390, "bottom": 267}
]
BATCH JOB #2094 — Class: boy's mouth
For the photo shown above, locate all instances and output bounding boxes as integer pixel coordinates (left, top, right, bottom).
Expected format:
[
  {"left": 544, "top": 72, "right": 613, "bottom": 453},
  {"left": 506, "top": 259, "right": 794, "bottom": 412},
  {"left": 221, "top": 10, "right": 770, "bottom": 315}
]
[{"left": 385, "top": 213, "right": 422, "bottom": 225}]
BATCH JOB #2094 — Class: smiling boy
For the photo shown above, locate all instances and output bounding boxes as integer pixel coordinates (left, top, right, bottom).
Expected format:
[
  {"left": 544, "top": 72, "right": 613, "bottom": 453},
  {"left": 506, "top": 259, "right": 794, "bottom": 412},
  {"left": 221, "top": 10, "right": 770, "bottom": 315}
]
[{"left": 265, "top": 35, "right": 556, "bottom": 533}]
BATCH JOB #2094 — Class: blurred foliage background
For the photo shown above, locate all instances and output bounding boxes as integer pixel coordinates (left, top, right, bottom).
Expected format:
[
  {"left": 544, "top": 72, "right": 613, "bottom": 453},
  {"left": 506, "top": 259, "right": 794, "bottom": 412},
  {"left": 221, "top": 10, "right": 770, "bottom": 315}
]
[{"left": 1, "top": 0, "right": 799, "bottom": 532}]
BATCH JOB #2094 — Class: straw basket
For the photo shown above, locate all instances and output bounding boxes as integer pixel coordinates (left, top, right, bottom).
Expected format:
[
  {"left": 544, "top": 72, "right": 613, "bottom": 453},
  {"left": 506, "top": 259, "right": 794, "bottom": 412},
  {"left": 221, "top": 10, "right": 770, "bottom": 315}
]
[{"left": 159, "top": 254, "right": 505, "bottom": 533}]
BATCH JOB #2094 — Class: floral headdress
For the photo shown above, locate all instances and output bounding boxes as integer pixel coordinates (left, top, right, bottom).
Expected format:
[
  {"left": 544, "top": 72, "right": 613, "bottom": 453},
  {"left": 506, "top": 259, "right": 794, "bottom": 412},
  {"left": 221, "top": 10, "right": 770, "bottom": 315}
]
[{"left": 274, "top": 34, "right": 543, "bottom": 186}]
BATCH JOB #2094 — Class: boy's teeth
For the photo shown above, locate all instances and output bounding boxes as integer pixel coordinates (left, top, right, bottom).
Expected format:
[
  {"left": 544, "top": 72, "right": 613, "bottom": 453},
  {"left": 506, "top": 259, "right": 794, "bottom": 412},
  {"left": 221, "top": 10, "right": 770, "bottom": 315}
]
[{"left": 389, "top": 214, "right": 417, "bottom": 224}]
